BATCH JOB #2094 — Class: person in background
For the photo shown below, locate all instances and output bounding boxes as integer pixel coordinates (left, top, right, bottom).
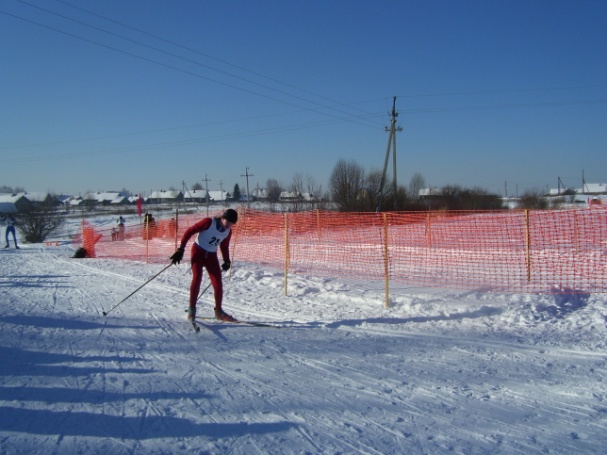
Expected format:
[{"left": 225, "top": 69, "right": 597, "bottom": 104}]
[
  {"left": 143, "top": 213, "right": 156, "bottom": 239},
  {"left": 117, "top": 215, "right": 125, "bottom": 240},
  {"left": 5, "top": 216, "right": 19, "bottom": 249},
  {"left": 170, "top": 209, "right": 238, "bottom": 322}
]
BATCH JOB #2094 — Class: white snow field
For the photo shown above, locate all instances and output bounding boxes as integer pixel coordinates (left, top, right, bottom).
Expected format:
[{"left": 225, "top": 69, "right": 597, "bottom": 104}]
[{"left": 1, "top": 239, "right": 606, "bottom": 454}]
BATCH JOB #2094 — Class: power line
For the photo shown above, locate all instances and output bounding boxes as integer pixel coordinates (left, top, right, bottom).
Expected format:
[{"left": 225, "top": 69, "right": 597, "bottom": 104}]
[
  {"left": 9, "top": 0, "right": 380, "bottom": 129},
  {"left": 0, "top": 114, "right": 375, "bottom": 163},
  {"left": 395, "top": 84, "right": 607, "bottom": 99},
  {"left": 53, "top": 0, "right": 376, "bottom": 118}
]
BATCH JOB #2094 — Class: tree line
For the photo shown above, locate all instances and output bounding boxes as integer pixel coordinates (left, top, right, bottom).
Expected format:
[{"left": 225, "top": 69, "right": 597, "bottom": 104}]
[
  {"left": 2, "top": 161, "right": 552, "bottom": 243},
  {"left": 327, "top": 159, "right": 508, "bottom": 212}
]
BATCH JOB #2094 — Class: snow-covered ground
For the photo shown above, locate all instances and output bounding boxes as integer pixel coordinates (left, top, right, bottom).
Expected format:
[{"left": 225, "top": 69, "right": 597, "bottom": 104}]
[{"left": 1, "top": 216, "right": 606, "bottom": 454}]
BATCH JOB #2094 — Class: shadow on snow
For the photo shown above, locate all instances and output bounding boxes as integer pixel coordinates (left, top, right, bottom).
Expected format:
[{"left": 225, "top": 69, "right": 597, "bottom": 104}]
[{"left": 0, "top": 407, "right": 296, "bottom": 439}]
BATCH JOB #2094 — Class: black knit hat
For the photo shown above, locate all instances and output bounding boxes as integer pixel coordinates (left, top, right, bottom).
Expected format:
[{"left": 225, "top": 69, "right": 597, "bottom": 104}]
[{"left": 222, "top": 208, "right": 238, "bottom": 224}]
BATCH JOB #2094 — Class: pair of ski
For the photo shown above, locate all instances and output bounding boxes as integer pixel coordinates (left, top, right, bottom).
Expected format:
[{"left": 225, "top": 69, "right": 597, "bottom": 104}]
[{"left": 190, "top": 316, "right": 281, "bottom": 332}]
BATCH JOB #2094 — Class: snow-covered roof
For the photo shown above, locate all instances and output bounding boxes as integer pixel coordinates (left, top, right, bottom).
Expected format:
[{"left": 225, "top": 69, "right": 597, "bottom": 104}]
[
  {"left": 83, "top": 191, "right": 128, "bottom": 203},
  {"left": 548, "top": 183, "right": 607, "bottom": 196},
  {"left": 580, "top": 183, "right": 607, "bottom": 194},
  {"left": 21, "top": 192, "right": 49, "bottom": 202},
  {"left": 279, "top": 191, "right": 317, "bottom": 201},
  {"left": 279, "top": 191, "right": 299, "bottom": 200},
  {"left": 0, "top": 192, "right": 54, "bottom": 212},
  {"left": 56, "top": 195, "right": 72, "bottom": 203},
  {"left": 0, "top": 193, "right": 24, "bottom": 204},
  {"left": 0, "top": 192, "right": 48, "bottom": 203},
  {"left": 208, "top": 191, "right": 227, "bottom": 201},
  {"left": 251, "top": 188, "right": 267, "bottom": 199},
  {"left": 148, "top": 190, "right": 182, "bottom": 200},
  {"left": 183, "top": 190, "right": 208, "bottom": 200},
  {"left": 110, "top": 196, "right": 129, "bottom": 204}
]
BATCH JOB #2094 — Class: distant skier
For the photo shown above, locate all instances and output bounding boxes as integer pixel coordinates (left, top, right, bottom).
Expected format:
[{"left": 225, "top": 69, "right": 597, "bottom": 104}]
[
  {"left": 4, "top": 216, "right": 19, "bottom": 249},
  {"left": 169, "top": 209, "right": 238, "bottom": 322},
  {"left": 117, "top": 215, "right": 125, "bottom": 240}
]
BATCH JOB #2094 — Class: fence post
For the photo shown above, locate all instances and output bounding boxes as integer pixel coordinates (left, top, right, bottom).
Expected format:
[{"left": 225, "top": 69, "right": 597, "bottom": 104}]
[
  {"left": 175, "top": 208, "right": 179, "bottom": 250},
  {"left": 316, "top": 209, "right": 321, "bottom": 242},
  {"left": 228, "top": 208, "right": 243, "bottom": 280},
  {"left": 382, "top": 213, "right": 390, "bottom": 308},
  {"left": 525, "top": 209, "right": 531, "bottom": 283},
  {"left": 145, "top": 217, "right": 149, "bottom": 264},
  {"left": 426, "top": 211, "right": 432, "bottom": 246},
  {"left": 284, "top": 213, "right": 290, "bottom": 296},
  {"left": 573, "top": 210, "right": 580, "bottom": 255}
]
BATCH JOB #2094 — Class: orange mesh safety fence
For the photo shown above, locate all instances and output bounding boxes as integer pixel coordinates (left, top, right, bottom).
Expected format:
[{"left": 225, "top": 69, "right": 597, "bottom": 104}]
[{"left": 73, "top": 207, "right": 607, "bottom": 294}]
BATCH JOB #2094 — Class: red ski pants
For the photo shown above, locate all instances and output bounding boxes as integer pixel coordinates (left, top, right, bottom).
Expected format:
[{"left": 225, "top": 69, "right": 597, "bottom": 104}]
[{"left": 189, "top": 244, "right": 223, "bottom": 310}]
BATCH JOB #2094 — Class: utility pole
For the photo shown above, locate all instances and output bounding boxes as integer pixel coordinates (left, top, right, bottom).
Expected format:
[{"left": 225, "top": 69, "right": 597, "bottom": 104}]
[
  {"left": 202, "top": 174, "right": 211, "bottom": 216},
  {"left": 181, "top": 180, "right": 186, "bottom": 208},
  {"left": 181, "top": 180, "right": 195, "bottom": 209},
  {"left": 582, "top": 169, "right": 589, "bottom": 193},
  {"left": 241, "top": 167, "right": 253, "bottom": 208},
  {"left": 376, "top": 96, "right": 403, "bottom": 212}
]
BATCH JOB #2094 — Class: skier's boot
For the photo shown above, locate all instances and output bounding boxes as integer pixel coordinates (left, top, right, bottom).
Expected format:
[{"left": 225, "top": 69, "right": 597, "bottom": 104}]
[
  {"left": 187, "top": 306, "right": 196, "bottom": 321},
  {"left": 214, "top": 308, "right": 236, "bottom": 322}
]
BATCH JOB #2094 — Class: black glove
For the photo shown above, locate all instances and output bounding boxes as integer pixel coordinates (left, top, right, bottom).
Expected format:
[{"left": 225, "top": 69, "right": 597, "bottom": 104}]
[
  {"left": 221, "top": 260, "right": 231, "bottom": 271},
  {"left": 170, "top": 247, "right": 184, "bottom": 265}
]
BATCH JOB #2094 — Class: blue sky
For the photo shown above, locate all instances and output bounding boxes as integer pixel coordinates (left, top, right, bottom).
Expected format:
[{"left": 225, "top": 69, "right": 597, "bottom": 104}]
[{"left": 1, "top": 0, "right": 605, "bottom": 197}]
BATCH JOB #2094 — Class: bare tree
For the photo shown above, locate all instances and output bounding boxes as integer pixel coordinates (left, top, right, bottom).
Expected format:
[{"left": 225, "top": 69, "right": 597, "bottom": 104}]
[
  {"left": 286, "top": 173, "right": 323, "bottom": 212},
  {"left": 17, "top": 200, "right": 66, "bottom": 243},
  {"left": 266, "top": 179, "right": 282, "bottom": 203},
  {"left": 409, "top": 172, "right": 425, "bottom": 199},
  {"left": 329, "top": 159, "right": 365, "bottom": 212},
  {"left": 289, "top": 173, "right": 305, "bottom": 212},
  {"left": 363, "top": 169, "right": 384, "bottom": 212},
  {"left": 305, "top": 175, "right": 324, "bottom": 209},
  {"left": 519, "top": 188, "right": 548, "bottom": 210},
  {"left": 365, "top": 170, "right": 407, "bottom": 211}
]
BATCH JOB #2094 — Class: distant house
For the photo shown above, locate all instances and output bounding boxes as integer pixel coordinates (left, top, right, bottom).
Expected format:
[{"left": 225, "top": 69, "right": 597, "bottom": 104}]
[
  {"left": 82, "top": 191, "right": 129, "bottom": 206},
  {"left": 580, "top": 183, "right": 607, "bottom": 195},
  {"left": 146, "top": 190, "right": 183, "bottom": 204},
  {"left": 279, "top": 191, "right": 317, "bottom": 202},
  {"left": 418, "top": 187, "right": 443, "bottom": 197},
  {"left": 208, "top": 190, "right": 228, "bottom": 202},
  {"left": 56, "top": 194, "right": 73, "bottom": 208},
  {"left": 252, "top": 188, "right": 267, "bottom": 200},
  {"left": 0, "top": 192, "right": 59, "bottom": 213},
  {"left": 279, "top": 191, "right": 301, "bottom": 202},
  {"left": 0, "top": 193, "right": 26, "bottom": 214},
  {"left": 69, "top": 197, "right": 85, "bottom": 208},
  {"left": 23, "top": 192, "right": 58, "bottom": 206},
  {"left": 184, "top": 190, "right": 208, "bottom": 203},
  {"left": 110, "top": 195, "right": 130, "bottom": 205},
  {"left": 548, "top": 188, "right": 576, "bottom": 196},
  {"left": 547, "top": 182, "right": 607, "bottom": 206}
]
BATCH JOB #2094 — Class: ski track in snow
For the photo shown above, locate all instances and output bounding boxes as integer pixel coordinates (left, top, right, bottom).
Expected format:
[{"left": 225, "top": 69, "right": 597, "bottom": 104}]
[{"left": 1, "top": 242, "right": 606, "bottom": 454}]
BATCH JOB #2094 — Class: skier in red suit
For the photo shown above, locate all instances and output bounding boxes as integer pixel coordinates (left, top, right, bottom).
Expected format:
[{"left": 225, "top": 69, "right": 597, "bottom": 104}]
[{"left": 170, "top": 209, "right": 238, "bottom": 322}]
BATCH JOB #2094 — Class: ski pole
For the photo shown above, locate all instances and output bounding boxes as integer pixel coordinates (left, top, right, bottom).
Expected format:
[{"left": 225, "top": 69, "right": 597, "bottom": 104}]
[
  {"left": 102, "top": 263, "right": 173, "bottom": 316},
  {"left": 196, "top": 281, "right": 212, "bottom": 303},
  {"left": 195, "top": 267, "right": 227, "bottom": 303}
]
